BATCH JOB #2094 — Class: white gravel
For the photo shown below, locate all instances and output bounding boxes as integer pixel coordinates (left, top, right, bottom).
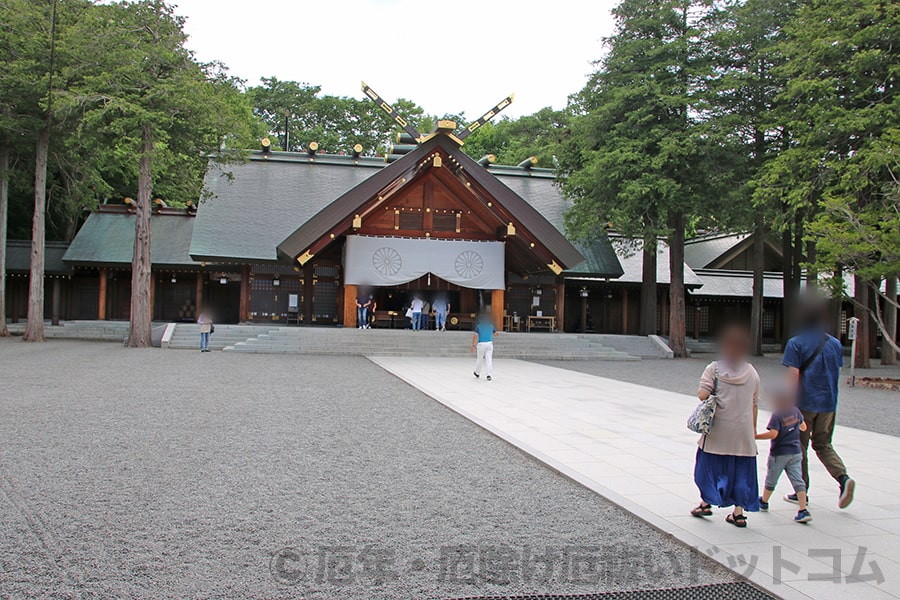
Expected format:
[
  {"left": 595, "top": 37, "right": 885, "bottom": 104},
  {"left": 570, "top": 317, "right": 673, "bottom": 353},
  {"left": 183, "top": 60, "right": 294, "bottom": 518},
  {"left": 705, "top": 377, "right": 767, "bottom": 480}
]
[{"left": 0, "top": 338, "right": 735, "bottom": 599}]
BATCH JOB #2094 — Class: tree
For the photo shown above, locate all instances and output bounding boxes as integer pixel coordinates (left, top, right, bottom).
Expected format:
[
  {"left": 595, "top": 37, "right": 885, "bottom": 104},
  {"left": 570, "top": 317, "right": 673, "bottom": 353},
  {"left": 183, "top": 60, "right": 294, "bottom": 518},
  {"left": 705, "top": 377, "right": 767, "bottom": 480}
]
[
  {"left": 72, "top": 0, "right": 255, "bottom": 346},
  {"left": 463, "top": 107, "right": 570, "bottom": 166},
  {"left": 0, "top": 141, "right": 8, "bottom": 337},
  {"left": 560, "top": 0, "right": 724, "bottom": 355},
  {"left": 772, "top": 0, "right": 900, "bottom": 366},
  {"left": 246, "top": 78, "right": 426, "bottom": 155},
  {"left": 706, "top": 0, "right": 797, "bottom": 354}
]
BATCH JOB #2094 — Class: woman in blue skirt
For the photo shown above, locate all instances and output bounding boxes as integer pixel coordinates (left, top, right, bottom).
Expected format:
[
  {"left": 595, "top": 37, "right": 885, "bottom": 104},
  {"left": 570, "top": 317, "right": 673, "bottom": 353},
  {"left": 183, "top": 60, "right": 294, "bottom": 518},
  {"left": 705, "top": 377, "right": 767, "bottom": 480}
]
[{"left": 691, "top": 324, "right": 760, "bottom": 527}]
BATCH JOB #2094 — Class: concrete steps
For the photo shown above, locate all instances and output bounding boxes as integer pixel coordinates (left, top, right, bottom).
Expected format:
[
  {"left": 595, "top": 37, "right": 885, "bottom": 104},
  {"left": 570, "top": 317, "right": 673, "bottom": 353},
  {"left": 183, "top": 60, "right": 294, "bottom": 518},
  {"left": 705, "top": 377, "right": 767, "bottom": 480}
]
[
  {"left": 6, "top": 320, "right": 133, "bottom": 341},
  {"left": 167, "top": 324, "right": 642, "bottom": 360}
]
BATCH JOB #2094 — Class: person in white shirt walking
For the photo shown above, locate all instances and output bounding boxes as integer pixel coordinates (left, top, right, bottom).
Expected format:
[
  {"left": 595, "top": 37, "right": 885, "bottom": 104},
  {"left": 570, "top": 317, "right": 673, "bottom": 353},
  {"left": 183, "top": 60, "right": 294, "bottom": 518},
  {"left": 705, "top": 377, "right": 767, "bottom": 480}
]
[{"left": 470, "top": 313, "right": 497, "bottom": 381}]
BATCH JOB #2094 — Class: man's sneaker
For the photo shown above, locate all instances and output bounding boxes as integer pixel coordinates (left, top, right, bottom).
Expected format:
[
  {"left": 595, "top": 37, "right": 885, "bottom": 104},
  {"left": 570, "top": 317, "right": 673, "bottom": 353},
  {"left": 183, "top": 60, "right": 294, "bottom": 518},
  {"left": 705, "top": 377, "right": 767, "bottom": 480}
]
[
  {"left": 759, "top": 497, "right": 769, "bottom": 511},
  {"left": 473, "top": 372, "right": 480, "bottom": 379},
  {"left": 784, "top": 493, "right": 799, "bottom": 504},
  {"left": 486, "top": 375, "right": 492, "bottom": 381},
  {"left": 839, "top": 477, "right": 855, "bottom": 509},
  {"left": 795, "top": 509, "right": 813, "bottom": 524}
]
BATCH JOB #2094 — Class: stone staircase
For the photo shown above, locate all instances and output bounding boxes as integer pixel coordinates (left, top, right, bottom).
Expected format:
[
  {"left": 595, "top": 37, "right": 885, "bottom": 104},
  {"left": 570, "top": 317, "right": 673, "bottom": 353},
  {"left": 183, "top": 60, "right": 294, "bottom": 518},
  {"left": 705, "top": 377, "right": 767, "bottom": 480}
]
[
  {"left": 167, "top": 324, "right": 642, "bottom": 360},
  {"left": 684, "top": 337, "right": 782, "bottom": 355},
  {"left": 6, "top": 320, "right": 133, "bottom": 342}
]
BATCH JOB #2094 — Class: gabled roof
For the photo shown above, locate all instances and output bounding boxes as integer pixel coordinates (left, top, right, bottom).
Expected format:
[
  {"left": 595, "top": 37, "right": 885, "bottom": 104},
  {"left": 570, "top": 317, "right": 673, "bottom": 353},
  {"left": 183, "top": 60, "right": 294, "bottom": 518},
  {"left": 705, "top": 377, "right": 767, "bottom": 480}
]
[
  {"left": 191, "top": 155, "right": 382, "bottom": 263},
  {"left": 64, "top": 211, "right": 199, "bottom": 268},
  {"left": 684, "top": 231, "right": 783, "bottom": 270},
  {"left": 684, "top": 232, "right": 750, "bottom": 268},
  {"left": 275, "top": 134, "right": 585, "bottom": 272},
  {"left": 689, "top": 269, "right": 787, "bottom": 298},
  {"left": 566, "top": 236, "right": 702, "bottom": 286},
  {"left": 5, "top": 240, "right": 71, "bottom": 274}
]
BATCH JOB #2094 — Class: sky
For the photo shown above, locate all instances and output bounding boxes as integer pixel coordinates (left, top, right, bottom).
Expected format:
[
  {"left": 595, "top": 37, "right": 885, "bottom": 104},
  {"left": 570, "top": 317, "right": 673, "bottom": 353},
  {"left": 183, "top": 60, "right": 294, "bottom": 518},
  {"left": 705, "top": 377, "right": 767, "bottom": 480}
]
[{"left": 170, "top": 0, "right": 619, "bottom": 119}]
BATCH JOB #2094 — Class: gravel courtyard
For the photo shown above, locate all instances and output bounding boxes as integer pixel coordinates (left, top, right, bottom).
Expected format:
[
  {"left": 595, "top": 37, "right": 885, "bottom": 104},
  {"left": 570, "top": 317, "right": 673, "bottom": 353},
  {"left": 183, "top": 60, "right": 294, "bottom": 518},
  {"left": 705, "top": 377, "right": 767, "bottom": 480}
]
[
  {"left": 541, "top": 354, "right": 900, "bottom": 437},
  {"left": 0, "top": 339, "right": 736, "bottom": 600}
]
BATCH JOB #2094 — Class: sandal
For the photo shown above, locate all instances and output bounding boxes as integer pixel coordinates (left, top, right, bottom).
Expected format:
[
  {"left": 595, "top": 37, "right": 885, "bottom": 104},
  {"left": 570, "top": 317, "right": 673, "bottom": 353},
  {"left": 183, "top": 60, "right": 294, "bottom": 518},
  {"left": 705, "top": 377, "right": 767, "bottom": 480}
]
[
  {"left": 691, "top": 503, "right": 713, "bottom": 518},
  {"left": 726, "top": 513, "right": 748, "bottom": 528}
]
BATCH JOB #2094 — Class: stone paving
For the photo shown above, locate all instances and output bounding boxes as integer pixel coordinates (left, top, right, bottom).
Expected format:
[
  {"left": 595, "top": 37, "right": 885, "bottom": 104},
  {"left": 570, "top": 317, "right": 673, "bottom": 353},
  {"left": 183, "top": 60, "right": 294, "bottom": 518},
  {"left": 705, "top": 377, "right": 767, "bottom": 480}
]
[
  {"left": 0, "top": 339, "right": 736, "bottom": 600},
  {"left": 540, "top": 354, "right": 900, "bottom": 437},
  {"left": 372, "top": 357, "right": 900, "bottom": 600}
]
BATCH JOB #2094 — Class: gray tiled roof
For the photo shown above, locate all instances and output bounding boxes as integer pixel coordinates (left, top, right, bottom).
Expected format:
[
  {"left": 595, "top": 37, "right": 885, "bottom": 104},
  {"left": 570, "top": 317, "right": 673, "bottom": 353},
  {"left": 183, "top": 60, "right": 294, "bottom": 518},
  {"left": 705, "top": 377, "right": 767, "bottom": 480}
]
[
  {"left": 64, "top": 212, "right": 199, "bottom": 268},
  {"left": 590, "top": 237, "right": 702, "bottom": 285},
  {"left": 6, "top": 240, "right": 71, "bottom": 274},
  {"left": 684, "top": 232, "right": 750, "bottom": 269},
  {"left": 191, "top": 157, "right": 381, "bottom": 263},
  {"left": 190, "top": 152, "right": 623, "bottom": 277},
  {"left": 689, "top": 269, "right": 786, "bottom": 298}
]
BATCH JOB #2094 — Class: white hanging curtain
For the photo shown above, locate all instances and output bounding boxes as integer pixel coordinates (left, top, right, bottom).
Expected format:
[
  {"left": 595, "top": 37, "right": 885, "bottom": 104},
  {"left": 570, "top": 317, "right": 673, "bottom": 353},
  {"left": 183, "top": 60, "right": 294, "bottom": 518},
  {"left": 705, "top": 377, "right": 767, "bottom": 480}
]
[{"left": 344, "top": 235, "right": 505, "bottom": 290}]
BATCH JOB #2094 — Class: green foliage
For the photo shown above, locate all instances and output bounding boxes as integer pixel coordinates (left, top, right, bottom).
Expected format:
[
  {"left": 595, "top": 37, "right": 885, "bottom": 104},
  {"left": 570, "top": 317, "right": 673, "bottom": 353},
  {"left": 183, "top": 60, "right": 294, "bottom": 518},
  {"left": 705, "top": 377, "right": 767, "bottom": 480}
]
[
  {"left": 67, "top": 0, "right": 256, "bottom": 203},
  {"left": 558, "top": 0, "right": 727, "bottom": 242},
  {"left": 462, "top": 107, "right": 569, "bottom": 167},
  {"left": 246, "top": 78, "right": 425, "bottom": 156},
  {"left": 782, "top": 0, "right": 900, "bottom": 284}
]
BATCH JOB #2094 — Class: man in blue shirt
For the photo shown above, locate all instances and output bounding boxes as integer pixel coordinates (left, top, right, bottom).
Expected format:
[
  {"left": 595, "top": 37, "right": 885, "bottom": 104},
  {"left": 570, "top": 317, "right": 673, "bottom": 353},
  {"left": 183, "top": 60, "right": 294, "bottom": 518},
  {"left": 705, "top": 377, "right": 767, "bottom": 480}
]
[
  {"left": 471, "top": 313, "right": 497, "bottom": 381},
  {"left": 782, "top": 295, "right": 854, "bottom": 509}
]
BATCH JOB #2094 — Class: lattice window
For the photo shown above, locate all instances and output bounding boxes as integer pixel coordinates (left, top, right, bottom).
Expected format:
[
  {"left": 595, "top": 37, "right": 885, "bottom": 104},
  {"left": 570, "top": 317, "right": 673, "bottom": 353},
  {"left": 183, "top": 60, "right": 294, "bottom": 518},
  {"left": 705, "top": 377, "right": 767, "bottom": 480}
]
[
  {"left": 433, "top": 211, "right": 460, "bottom": 232},
  {"left": 841, "top": 310, "right": 847, "bottom": 334},
  {"left": 398, "top": 212, "right": 423, "bottom": 230},
  {"left": 698, "top": 306, "right": 710, "bottom": 333},
  {"left": 763, "top": 309, "right": 776, "bottom": 336}
]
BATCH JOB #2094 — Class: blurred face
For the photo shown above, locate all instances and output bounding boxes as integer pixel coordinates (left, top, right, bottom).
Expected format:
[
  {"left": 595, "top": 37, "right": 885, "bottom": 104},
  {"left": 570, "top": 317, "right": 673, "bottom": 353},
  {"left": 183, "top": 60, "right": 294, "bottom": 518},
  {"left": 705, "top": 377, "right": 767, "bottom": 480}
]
[
  {"left": 772, "top": 392, "right": 797, "bottom": 412},
  {"left": 720, "top": 327, "right": 749, "bottom": 362}
]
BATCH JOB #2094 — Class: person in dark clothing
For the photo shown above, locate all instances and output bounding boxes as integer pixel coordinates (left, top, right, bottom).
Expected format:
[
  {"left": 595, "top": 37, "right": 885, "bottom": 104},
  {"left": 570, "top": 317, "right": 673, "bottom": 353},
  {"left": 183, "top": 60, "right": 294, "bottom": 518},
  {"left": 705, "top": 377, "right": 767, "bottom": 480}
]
[{"left": 782, "top": 293, "right": 855, "bottom": 509}]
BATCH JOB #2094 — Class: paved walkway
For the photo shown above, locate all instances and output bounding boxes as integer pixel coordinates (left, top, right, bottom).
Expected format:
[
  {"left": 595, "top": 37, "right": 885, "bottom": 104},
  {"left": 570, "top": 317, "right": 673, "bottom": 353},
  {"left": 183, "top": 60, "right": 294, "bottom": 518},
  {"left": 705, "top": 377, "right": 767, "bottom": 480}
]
[{"left": 371, "top": 357, "right": 900, "bottom": 600}]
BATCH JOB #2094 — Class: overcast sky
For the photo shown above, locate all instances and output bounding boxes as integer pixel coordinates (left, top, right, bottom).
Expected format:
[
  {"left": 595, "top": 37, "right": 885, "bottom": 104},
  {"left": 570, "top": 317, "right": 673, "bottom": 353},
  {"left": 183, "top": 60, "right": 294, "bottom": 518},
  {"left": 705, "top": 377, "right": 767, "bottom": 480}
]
[{"left": 170, "top": 0, "right": 618, "bottom": 119}]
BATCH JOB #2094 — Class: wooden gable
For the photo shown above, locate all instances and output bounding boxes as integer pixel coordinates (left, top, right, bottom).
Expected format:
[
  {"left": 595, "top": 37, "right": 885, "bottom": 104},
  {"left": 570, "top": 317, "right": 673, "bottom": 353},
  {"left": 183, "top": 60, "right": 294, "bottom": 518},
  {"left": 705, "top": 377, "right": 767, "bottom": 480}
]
[
  {"left": 276, "top": 133, "right": 583, "bottom": 276},
  {"left": 356, "top": 153, "right": 508, "bottom": 240}
]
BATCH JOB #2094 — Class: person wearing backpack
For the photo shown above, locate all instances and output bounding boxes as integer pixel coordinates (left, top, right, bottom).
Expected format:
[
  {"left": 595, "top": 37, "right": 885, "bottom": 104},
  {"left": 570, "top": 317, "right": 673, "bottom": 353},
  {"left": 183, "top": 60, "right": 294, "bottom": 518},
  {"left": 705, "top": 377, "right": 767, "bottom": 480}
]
[
  {"left": 691, "top": 324, "right": 761, "bottom": 527},
  {"left": 782, "top": 294, "right": 854, "bottom": 509}
]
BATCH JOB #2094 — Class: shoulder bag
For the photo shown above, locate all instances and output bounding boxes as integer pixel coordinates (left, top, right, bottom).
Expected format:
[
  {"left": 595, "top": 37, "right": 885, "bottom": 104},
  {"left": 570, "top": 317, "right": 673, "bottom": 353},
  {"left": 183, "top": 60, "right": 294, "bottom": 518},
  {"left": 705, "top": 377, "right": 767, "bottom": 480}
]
[{"left": 687, "top": 363, "right": 719, "bottom": 435}]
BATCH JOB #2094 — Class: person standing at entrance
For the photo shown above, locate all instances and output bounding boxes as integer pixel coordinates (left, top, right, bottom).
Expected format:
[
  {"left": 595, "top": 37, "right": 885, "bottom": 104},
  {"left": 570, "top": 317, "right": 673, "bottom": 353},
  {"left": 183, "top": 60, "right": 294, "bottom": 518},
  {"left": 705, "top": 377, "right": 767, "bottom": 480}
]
[
  {"left": 198, "top": 310, "right": 213, "bottom": 352},
  {"left": 410, "top": 294, "right": 424, "bottom": 331},
  {"left": 782, "top": 294, "right": 855, "bottom": 508},
  {"left": 356, "top": 292, "right": 371, "bottom": 329},
  {"left": 471, "top": 313, "right": 496, "bottom": 381},
  {"left": 433, "top": 295, "right": 450, "bottom": 331}
]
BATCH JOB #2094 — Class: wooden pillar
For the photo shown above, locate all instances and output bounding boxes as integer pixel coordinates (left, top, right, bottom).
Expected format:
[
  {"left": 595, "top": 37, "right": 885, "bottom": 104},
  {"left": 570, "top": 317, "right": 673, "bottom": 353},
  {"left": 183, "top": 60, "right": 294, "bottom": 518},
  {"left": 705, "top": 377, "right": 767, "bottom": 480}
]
[
  {"left": 303, "top": 264, "right": 313, "bottom": 324},
  {"left": 622, "top": 288, "right": 629, "bottom": 334},
  {"left": 195, "top": 272, "right": 204, "bottom": 319},
  {"left": 51, "top": 278, "right": 61, "bottom": 326},
  {"left": 239, "top": 265, "right": 250, "bottom": 322},
  {"left": 581, "top": 290, "right": 596, "bottom": 333},
  {"left": 491, "top": 289, "right": 504, "bottom": 331},
  {"left": 98, "top": 268, "right": 107, "bottom": 320},
  {"left": 661, "top": 289, "right": 669, "bottom": 335},
  {"left": 693, "top": 304, "right": 701, "bottom": 340},
  {"left": 555, "top": 282, "right": 566, "bottom": 332},
  {"left": 344, "top": 284, "right": 358, "bottom": 327}
]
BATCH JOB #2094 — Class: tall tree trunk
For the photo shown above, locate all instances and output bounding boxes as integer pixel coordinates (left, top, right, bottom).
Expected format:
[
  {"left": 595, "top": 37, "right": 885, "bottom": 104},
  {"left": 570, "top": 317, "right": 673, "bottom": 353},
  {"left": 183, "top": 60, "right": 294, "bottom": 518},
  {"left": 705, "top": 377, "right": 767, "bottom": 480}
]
[
  {"left": 781, "top": 224, "right": 794, "bottom": 346},
  {"left": 639, "top": 236, "right": 658, "bottom": 336},
  {"left": 668, "top": 209, "right": 687, "bottom": 357},
  {"left": 854, "top": 274, "right": 870, "bottom": 369},
  {"left": 792, "top": 214, "right": 803, "bottom": 297},
  {"left": 24, "top": 128, "right": 50, "bottom": 342},
  {"left": 830, "top": 265, "right": 844, "bottom": 337},
  {"left": 882, "top": 276, "right": 898, "bottom": 365},
  {"left": 806, "top": 239, "right": 817, "bottom": 290},
  {"left": 0, "top": 142, "right": 9, "bottom": 337},
  {"left": 750, "top": 217, "right": 765, "bottom": 356},
  {"left": 128, "top": 126, "right": 153, "bottom": 347}
]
